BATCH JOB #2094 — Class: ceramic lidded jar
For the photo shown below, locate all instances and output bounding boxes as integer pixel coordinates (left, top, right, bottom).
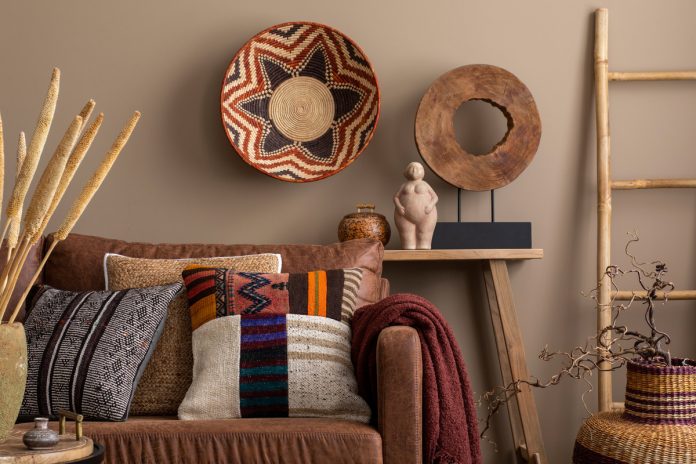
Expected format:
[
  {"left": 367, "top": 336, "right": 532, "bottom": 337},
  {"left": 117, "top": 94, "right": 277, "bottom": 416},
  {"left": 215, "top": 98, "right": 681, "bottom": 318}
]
[
  {"left": 23, "top": 417, "right": 59, "bottom": 450},
  {"left": 338, "top": 204, "right": 391, "bottom": 246}
]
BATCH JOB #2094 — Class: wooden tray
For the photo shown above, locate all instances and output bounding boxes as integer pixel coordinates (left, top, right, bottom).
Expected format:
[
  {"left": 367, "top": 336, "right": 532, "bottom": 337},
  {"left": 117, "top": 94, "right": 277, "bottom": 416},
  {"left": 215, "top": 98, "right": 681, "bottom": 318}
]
[{"left": 0, "top": 429, "right": 93, "bottom": 464}]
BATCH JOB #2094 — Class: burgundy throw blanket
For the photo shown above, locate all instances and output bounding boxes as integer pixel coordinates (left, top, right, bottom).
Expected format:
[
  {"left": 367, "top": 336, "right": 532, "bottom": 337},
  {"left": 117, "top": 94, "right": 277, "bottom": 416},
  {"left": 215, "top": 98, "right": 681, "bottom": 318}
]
[{"left": 351, "top": 293, "right": 481, "bottom": 464}]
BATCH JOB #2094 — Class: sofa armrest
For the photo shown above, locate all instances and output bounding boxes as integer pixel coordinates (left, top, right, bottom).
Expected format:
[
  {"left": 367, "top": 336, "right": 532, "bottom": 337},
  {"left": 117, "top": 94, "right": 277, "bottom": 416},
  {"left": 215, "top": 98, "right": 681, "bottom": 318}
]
[{"left": 377, "top": 326, "right": 422, "bottom": 464}]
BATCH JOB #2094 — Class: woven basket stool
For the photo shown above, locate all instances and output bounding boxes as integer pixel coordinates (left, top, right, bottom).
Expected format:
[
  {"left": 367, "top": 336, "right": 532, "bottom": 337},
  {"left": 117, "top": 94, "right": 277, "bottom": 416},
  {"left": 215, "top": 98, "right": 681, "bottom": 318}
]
[{"left": 573, "top": 359, "right": 696, "bottom": 463}]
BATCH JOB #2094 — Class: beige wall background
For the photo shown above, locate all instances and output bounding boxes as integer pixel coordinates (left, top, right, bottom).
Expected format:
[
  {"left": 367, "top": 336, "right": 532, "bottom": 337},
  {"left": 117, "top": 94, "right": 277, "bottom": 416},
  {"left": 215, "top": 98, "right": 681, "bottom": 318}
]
[{"left": 3, "top": 1, "right": 696, "bottom": 461}]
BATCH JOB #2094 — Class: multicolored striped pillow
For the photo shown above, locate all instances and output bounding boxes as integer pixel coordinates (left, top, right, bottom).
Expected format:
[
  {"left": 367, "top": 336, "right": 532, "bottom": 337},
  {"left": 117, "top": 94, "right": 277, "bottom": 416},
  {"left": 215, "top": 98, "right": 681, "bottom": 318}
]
[
  {"left": 177, "top": 267, "right": 370, "bottom": 422},
  {"left": 181, "top": 266, "right": 363, "bottom": 329}
]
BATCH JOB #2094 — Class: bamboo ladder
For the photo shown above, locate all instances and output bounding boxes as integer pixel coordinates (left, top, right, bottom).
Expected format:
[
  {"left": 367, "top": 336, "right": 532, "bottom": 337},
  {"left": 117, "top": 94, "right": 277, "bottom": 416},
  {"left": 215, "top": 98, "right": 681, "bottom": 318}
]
[{"left": 594, "top": 8, "right": 696, "bottom": 412}]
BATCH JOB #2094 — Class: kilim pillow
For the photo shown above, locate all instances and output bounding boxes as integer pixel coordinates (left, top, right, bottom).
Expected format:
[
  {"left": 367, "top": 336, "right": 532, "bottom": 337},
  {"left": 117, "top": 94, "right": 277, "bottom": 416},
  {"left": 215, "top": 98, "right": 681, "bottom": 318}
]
[
  {"left": 104, "top": 253, "right": 282, "bottom": 416},
  {"left": 20, "top": 283, "right": 183, "bottom": 421},
  {"left": 178, "top": 267, "right": 371, "bottom": 422}
]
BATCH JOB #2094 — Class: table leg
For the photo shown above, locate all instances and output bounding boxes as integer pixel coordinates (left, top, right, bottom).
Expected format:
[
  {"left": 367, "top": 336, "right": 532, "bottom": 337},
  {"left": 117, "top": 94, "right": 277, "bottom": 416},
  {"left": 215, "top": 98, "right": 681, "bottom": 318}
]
[{"left": 483, "top": 259, "right": 547, "bottom": 464}]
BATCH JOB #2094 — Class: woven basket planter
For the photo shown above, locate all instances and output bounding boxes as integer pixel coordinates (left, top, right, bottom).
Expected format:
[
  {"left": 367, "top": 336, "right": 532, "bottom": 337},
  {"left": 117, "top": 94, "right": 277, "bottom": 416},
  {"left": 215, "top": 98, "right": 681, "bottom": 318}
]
[{"left": 573, "top": 358, "right": 696, "bottom": 463}]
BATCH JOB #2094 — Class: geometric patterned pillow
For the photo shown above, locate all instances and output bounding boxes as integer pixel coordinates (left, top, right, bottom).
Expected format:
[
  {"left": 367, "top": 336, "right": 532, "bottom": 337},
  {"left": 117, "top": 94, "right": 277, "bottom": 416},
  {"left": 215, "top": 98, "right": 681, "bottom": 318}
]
[
  {"left": 181, "top": 266, "right": 363, "bottom": 330},
  {"left": 178, "top": 268, "right": 370, "bottom": 422},
  {"left": 20, "top": 283, "right": 182, "bottom": 421}
]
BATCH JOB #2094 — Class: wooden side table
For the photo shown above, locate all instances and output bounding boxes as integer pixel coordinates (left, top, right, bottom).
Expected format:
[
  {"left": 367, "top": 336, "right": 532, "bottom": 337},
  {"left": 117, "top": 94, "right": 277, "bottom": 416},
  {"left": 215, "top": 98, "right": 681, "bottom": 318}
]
[{"left": 383, "top": 249, "right": 547, "bottom": 464}]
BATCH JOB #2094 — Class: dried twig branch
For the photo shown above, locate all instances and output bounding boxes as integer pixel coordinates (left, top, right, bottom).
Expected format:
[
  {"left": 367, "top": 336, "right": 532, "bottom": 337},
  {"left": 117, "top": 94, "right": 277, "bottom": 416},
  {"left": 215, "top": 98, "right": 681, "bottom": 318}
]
[{"left": 479, "top": 233, "right": 678, "bottom": 441}]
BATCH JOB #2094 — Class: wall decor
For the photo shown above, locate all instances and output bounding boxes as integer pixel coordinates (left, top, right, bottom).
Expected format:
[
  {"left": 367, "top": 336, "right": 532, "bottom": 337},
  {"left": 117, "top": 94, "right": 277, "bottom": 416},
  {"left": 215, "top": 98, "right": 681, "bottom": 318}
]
[
  {"left": 413, "top": 64, "right": 540, "bottom": 249},
  {"left": 221, "top": 22, "right": 380, "bottom": 182},
  {"left": 393, "top": 162, "right": 438, "bottom": 249},
  {"left": 415, "top": 64, "right": 540, "bottom": 192},
  {"left": 338, "top": 203, "right": 390, "bottom": 246}
]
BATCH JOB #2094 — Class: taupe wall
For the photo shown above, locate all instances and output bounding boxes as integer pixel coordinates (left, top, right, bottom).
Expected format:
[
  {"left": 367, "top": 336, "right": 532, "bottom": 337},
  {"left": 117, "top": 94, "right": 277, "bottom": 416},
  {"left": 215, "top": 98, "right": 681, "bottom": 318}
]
[{"left": 3, "top": 1, "right": 696, "bottom": 461}]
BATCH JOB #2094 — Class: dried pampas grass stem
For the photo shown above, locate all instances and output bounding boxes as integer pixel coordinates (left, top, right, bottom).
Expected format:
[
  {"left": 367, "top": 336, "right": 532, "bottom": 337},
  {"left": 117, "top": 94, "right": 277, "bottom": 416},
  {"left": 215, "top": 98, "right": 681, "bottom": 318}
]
[
  {"left": 38, "top": 113, "right": 104, "bottom": 235},
  {"left": 6, "top": 68, "right": 59, "bottom": 222},
  {"left": 23, "top": 115, "right": 82, "bottom": 240},
  {"left": 55, "top": 111, "right": 140, "bottom": 241},
  {"left": 5, "top": 132, "right": 27, "bottom": 251},
  {"left": 16, "top": 132, "right": 26, "bottom": 175},
  {"left": 78, "top": 100, "right": 95, "bottom": 133}
]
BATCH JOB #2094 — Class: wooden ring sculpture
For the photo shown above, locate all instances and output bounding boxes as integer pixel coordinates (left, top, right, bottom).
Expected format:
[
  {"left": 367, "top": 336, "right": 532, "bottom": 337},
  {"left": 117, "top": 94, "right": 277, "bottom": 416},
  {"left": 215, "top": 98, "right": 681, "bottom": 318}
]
[
  {"left": 221, "top": 22, "right": 380, "bottom": 183},
  {"left": 415, "top": 64, "right": 541, "bottom": 191}
]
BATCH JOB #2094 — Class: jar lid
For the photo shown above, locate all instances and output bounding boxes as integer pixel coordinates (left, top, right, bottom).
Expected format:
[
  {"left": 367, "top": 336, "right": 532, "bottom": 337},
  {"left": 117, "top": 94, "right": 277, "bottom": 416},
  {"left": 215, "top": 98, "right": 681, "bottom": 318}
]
[{"left": 356, "top": 203, "right": 375, "bottom": 212}]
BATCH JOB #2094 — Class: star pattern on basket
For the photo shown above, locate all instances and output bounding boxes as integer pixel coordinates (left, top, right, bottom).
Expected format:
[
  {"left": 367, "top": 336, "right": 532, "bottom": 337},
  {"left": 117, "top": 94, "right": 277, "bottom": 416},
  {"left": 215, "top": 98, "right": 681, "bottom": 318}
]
[
  {"left": 237, "top": 46, "right": 363, "bottom": 161},
  {"left": 221, "top": 22, "right": 380, "bottom": 182}
]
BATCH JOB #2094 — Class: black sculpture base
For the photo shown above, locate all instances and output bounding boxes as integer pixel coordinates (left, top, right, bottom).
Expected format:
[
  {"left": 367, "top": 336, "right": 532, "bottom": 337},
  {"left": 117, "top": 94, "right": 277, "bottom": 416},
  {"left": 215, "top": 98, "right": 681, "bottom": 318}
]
[{"left": 431, "top": 222, "right": 532, "bottom": 249}]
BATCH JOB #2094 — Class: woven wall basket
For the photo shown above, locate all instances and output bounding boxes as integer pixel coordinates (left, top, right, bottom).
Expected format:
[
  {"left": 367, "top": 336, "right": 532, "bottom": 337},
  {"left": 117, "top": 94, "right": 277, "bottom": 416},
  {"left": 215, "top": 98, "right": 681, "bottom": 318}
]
[
  {"left": 220, "top": 22, "right": 380, "bottom": 182},
  {"left": 573, "top": 359, "right": 696, "bottom": 463}
]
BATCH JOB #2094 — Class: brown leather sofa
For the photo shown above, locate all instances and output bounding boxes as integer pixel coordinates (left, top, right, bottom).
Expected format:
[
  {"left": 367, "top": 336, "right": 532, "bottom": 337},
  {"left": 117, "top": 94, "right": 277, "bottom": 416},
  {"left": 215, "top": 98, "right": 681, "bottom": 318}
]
[{"left": 14, "top": 234, "right": 423, "bottom": 464}]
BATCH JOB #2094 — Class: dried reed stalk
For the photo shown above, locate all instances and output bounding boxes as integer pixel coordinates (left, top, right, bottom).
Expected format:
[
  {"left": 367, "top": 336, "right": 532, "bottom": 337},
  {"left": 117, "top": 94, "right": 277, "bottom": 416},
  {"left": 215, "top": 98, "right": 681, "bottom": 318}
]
[
  {"left": 0, "top": 232, "right": 31, "bottom": 316},
  {"left": 23, "top": 115, "right": 82, "bottom": 240},
  {"left": 6, "top": 68, "right": 59, "bottom": 223},
  {"left": 0, "top": 69, "right": 60, "bottom": 305},
  {"left": 38, "top": 114, "right": 103, "bottom": 234},
  {"left": 16, "top": 132, "right": 26, "bottom": 173},
  {"left": 6, "top": 132, "right": 26, "bottom": 250},
  {"left": 55, "top": 111, "right": 140, "bottom": 241},
  {"left": 78, "top": 100, "right": 95, "bottom": 133},
  {"left": 0, "top": 131, "right": 28, "bottom": 303}
]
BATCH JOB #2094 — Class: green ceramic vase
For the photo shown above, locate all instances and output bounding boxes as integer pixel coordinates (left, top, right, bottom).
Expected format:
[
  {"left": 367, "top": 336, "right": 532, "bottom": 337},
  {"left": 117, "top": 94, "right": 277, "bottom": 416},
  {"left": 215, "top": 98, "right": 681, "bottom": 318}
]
[{"left": 0, "top": 323, "right": 27, "bottom": 442}]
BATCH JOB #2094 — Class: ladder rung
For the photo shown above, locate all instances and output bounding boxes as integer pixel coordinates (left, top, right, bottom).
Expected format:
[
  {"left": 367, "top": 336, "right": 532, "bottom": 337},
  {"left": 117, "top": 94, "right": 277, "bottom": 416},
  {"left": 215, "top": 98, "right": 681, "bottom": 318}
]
[
  {"left": 611, "top": 402, "right": 625, "bottom": 411},
  {"left": 609, "top": 71, "right": 696, "bottom": 81},
  {"left": 613, "top": 290, "right": 696, "bottom": 301},
  {"left": 611, "top": 179, "right": 696, "bottom": 190}
]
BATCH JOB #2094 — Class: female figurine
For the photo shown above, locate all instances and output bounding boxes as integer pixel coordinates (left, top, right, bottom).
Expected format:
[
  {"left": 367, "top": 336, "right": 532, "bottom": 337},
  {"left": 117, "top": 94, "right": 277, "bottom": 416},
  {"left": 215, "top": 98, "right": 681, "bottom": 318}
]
[{"left": 394, "top": 162, "right": 438, "bottom": 249}]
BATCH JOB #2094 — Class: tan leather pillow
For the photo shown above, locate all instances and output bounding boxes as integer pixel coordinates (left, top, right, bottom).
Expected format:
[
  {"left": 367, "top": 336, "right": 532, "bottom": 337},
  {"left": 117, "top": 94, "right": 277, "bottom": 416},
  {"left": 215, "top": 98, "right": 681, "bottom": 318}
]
[{"left": 105, "top": 253, "right": 281, "bottom": 416}]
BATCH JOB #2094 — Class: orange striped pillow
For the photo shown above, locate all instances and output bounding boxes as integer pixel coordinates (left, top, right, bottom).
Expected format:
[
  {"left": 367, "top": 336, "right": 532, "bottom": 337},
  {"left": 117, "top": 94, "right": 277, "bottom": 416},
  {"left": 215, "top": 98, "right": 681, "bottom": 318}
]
[{"left": 182, "top": 266, "right": 363, "bottom": 330}]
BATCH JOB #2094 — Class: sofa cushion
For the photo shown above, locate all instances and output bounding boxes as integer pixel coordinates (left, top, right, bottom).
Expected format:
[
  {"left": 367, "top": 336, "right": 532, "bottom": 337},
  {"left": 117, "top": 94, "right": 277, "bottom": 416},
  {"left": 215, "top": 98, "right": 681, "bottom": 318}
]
[
  {"left": 43, "top": 233, "right": 384, "bottom": 308},
  {"left": 20, "top": 283, "right": 182, "bottom": 421},
  {"left": 182, "top": 267, "right": 363, "bottom": 329},
  {"left": 15, "top": 417, "right": 383, "bottom": 464},
  {"left": 178, "top": 266, "right": 369, "bottom": 422},
  {"left": 104, "top": 253, "right": 282, "bottom": 417}
]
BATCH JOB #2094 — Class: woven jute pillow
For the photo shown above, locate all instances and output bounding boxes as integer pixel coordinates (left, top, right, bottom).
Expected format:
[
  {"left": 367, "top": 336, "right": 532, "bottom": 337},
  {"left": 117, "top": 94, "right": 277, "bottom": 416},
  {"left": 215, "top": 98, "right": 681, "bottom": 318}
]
[{"left": 105, "top": 253, "right": 281, "bottom": 416}]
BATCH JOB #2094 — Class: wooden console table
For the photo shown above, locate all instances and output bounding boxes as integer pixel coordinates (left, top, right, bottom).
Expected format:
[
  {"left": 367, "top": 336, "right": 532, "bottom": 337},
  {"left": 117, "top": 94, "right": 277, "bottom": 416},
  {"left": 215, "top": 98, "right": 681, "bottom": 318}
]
[{"left": 383, "top": 249, "right": 546, "bottom": 464}]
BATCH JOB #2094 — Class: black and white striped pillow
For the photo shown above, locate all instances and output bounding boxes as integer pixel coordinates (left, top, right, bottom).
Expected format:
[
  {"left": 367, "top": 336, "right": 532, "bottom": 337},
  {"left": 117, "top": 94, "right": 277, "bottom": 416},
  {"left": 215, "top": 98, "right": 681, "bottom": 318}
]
[{"left": 20, "top": 283, "right": 182, "bottom": 421}]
